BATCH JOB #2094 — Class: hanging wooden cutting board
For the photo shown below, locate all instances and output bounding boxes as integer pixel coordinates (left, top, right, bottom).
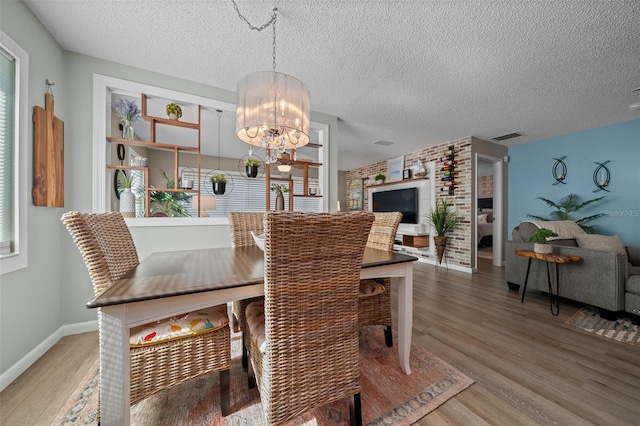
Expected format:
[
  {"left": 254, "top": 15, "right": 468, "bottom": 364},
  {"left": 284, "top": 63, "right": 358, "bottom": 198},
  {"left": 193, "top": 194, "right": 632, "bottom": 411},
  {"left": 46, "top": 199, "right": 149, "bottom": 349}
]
[{"left": 33, "top": 92, "right": 64, "bottom": 207}]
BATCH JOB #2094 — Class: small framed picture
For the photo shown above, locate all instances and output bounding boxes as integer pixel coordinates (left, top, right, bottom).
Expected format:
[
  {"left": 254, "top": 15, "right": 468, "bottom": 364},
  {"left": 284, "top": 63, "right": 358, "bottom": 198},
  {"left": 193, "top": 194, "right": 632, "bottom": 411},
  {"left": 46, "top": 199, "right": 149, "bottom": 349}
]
[
  {"left": 403, "top": 169, "right": 412, "bottom": 180},
  {"left": 387, "top": 155, "right": 404, "bottom": 182}
]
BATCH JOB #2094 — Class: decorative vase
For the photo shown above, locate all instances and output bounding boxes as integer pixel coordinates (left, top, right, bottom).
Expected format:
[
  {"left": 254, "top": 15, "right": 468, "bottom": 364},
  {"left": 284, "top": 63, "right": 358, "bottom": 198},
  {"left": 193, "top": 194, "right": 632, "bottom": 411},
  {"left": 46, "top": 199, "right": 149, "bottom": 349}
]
[
  {"left": 534, "top": 243, "right": 553, "bottom": 255},
  {"left": 169, "top": 113, "right": 178, "bottom": 120},
  {"left": 433, "top": 235, "right": 448, "bottom": 264},
  {"left": 246, "top": 165, "right": 258, "bottom": 178},
  {"left": 122, "top": 120, "right": 134, "bottom": 140},
  {"left": 119, "top": 188, "right": 135, "bottom": 218},
  {"left": 213, "top": 182, "right": 226, "bottom": 195},
  {"left": 276, "top": 192, "right": 285, "bottom": 211}
]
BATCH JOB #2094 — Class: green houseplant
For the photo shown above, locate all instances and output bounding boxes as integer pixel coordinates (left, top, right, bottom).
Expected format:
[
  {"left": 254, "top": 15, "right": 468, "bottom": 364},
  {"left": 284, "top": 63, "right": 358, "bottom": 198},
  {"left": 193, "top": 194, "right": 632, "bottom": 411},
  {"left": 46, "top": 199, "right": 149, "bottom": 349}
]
[
  {"left": 374, "top": 173, "right": 386, "bottom": 184},
  {"left": 527, "top": 193, "right": 605, "bottom": 233},
  {"left": 210, "top": 173, "right": 227, "bottom": 195},
  {"left": 271, "top": 183, "right": 289, "bottom": 211},
  {"left": 244, "top": 158, "right": 260, "bottom": 178},
  {"left": 165, "top": 103, "right": 182, "bottom": 120},
  {"left": 528, "top": 228, "right": 558, "bottom": 254},
  {"left": 149, "top": 170, "right": 191, "bottom": 217},
  {"left": 424, "top": 199, "right": 462, "bottom": 264}
]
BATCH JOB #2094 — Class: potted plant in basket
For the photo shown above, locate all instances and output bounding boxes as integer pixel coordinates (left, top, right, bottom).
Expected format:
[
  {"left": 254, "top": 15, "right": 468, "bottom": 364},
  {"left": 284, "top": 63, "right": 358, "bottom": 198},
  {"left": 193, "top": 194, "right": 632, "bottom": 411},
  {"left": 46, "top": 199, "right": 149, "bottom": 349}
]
[
  {"left": 210, "top": 173, "right": 227, "bottom": 195},
  {"left": 424, "top": 199, "right": 462, "bottom": 264},
  {"left": 271, "top": 183, "right": 289, "bottom": 211},
  {"left": 374, "top": 173, "right": 386, "bottom": 184},
  {"left": 529, "top": 228, "right": 558, "bottom": 254},
  {"left": 165, "top": 103, "right": 183, "bottom": 120},
  {"left": 244, "top": 158, "right": 260, "bottom": 178}
]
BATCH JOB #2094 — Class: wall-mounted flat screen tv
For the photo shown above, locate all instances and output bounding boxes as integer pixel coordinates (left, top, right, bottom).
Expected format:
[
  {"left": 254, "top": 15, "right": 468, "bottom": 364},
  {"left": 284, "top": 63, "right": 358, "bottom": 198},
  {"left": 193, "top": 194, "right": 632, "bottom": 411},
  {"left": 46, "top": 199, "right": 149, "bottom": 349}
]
[{"left": 372, "top": 187, "right": 418, "bottom": 224}]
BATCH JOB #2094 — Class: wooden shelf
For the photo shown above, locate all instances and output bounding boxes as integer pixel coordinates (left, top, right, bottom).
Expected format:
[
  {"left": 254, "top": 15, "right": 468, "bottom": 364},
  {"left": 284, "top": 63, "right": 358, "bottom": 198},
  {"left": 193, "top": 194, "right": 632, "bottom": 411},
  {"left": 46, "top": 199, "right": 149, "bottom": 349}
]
[
  {"left": 367, "top": 177, "right": 428, "bottom": 188},
  {"left": 277, "top": 158, "right": 322, "bottom": 168},
  {"left": 142, "top": 115, "right": 199, "bottom": 129},
  {"left": 107, "top": 137, "right": 199, "bottom": 152},
  {"left": 107, "top": 93, "right": 202, "bottom": 217}
]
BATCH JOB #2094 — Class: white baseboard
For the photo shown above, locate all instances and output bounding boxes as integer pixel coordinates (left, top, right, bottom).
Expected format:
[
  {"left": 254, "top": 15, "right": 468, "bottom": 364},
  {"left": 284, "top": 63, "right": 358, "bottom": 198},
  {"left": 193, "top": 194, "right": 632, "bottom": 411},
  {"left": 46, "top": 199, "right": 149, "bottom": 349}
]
[
  {"left": 0, "top": 320, "right": 98, "bottom": 392},
  {"left": 415, "top": 256, "right": 474, "bottom": 273}
]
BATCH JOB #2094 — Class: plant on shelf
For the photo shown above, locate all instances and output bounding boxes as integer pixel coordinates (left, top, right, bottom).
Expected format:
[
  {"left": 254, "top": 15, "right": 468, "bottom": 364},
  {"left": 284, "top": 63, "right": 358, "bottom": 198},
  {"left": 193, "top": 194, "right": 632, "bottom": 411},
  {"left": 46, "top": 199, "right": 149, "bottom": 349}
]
[
  {"left": 119, "top": 173, "right": 134, "bottom": 190},
  {"left": 210, "top": 173, "right": 227, "bottom": 195},
  {"left": 165, "top": 103, "right": 183, "bottom": 120},
  {"left": 374, "top": 173, "right": 386, "bottom": 184},
  {"left": 527, "top": 193, "right": 605, "bottom": 233},
  {"left": 149, "top": 169, "right": 191, "bottom": 217},
  {"left": 112, "top": 99, "right": 141, "bottom": 140},
  {"left": 424, "top": 199, "right": 462, "bottom": 264},
  {"left": 270, "top": 183, "right": 289, "bottom": 194},
  {"left": 528, "top": 228, "right": 558, "bottom": 254},
  {"left": 244, "top": 158, "right": 260, "bottom": 178},
  {"left": 271, "top": 183, "right": 289, "bottom": 211}
]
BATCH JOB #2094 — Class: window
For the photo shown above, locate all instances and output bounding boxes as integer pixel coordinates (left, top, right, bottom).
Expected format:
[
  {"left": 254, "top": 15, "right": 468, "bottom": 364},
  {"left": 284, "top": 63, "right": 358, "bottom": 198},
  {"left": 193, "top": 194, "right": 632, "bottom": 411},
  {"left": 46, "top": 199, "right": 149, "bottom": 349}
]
[
  {"left": 181, "top": 168, "right": 320, "bottom": 217},
  {"left": 0, "top": 31, "right": 28, "bottom": 274}
]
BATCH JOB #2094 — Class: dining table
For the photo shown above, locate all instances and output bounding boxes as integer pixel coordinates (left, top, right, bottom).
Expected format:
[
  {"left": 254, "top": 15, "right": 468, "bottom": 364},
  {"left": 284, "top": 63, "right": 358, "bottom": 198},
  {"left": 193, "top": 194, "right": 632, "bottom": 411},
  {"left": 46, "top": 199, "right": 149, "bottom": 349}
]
[{"left": 88, "top": 245, "right": 417, "bottom": 425}]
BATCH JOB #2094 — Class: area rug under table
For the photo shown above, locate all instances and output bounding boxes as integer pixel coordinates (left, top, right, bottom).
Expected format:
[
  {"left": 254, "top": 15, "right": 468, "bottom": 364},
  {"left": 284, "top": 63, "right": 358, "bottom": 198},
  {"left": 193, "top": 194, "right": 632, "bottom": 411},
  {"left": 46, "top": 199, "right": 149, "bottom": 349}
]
[
  {"left": 54, "top": 328, "right": 473, "bottom": 425},
  {"left": 566, "top": 306, "right": 640, "bottom": 346}
]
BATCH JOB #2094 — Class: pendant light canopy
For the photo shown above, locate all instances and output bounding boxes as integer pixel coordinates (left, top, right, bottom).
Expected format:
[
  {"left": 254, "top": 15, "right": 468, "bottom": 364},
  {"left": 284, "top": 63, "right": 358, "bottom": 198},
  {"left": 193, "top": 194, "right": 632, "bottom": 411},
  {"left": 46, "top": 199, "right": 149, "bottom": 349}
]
[{"left": 232, "top": 2, "right": 310, "bottom": 152}]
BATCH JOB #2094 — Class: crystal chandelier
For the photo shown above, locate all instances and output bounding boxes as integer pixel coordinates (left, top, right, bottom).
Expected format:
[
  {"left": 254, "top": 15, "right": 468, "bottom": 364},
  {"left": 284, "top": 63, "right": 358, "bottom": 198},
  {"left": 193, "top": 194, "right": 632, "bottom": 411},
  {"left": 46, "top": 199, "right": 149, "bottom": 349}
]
[{"left": 233, "top": 2, "right": 310, "bottom": 152}]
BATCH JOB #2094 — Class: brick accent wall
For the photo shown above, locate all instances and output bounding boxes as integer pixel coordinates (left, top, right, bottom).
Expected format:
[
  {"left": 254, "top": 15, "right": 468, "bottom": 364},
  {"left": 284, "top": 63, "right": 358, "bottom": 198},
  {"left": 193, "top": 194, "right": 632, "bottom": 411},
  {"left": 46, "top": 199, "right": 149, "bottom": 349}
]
[{"left": 346, "top": 137, "right": 473, "bottom": 269}]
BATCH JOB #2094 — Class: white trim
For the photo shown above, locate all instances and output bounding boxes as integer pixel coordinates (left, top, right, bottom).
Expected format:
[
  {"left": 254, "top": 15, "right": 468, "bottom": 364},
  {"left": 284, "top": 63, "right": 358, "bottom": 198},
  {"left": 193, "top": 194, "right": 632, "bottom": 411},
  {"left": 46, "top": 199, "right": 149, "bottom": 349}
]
[
  {"left": 0, "top": 30, "right": 28, "bottom": 274},
  {"left": 475, "top": 153, "right": 506, "bottom": 268},
  {"left": 0, "top": 320, "right": 98, "bottom": 391}
]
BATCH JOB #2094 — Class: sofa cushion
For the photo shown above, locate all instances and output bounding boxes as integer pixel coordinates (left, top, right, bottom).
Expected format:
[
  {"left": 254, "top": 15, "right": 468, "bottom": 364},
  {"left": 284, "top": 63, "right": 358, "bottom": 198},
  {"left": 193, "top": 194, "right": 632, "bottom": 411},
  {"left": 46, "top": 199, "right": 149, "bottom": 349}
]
[
  {"left": 575, "top": 234, "right": 626, "bottom": 256},
  {"left": 478, "top": 214, "right": 488, "bottom": 224},
  {"left": 626, "top": 274, "right": 640, "bottom": 295},
  {"left": 628, "top": 264, "right": 640, "bottom": 277},
  {"left": 549, "top": 238, "right": 578, "bottom": 247}
]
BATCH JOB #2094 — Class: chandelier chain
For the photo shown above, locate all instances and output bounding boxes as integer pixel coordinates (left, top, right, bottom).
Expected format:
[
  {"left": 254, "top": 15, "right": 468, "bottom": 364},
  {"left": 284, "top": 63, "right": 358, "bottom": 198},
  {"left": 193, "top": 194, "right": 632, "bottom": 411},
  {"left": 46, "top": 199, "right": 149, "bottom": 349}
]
[{"left": 231, "top": 0, "right": 278, "bottom": 71}]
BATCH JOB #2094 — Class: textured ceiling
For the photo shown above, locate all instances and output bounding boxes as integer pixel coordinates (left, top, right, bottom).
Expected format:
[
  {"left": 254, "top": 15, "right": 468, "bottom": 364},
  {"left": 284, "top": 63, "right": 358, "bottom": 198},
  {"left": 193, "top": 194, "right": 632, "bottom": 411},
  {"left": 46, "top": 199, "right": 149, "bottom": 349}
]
[{"left": 23, "top": 0, "right": 640, "bottom": 171}]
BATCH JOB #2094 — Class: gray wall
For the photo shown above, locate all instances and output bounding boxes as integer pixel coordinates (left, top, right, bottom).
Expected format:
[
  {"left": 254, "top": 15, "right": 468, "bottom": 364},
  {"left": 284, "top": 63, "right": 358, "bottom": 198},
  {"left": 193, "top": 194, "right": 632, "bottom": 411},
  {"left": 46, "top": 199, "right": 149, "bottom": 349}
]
[
  {"left": 1, "top": 0, "right": 67, "bottom": 380},
  {"left": 0, "top": 0, "right": 339, "bottom": 386}
]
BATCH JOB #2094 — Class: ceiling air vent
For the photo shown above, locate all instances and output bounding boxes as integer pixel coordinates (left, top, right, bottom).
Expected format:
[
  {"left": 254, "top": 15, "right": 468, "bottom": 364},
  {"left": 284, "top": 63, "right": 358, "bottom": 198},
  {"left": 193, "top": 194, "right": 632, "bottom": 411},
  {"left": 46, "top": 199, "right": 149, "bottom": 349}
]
[
  {"left": 373, "top": 140, "right": 394, "bottom": 146},
  {"left": 492, "top": 132, "right": 523, "bottom": 142}
]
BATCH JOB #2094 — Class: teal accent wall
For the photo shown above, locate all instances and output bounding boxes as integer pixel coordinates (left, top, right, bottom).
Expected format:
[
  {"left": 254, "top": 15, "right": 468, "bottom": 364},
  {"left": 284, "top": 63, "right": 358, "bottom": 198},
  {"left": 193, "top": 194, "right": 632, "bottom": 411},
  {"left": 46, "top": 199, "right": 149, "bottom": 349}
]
[{"left": 508, "top": 119, "right": 640, "bottom": 246}]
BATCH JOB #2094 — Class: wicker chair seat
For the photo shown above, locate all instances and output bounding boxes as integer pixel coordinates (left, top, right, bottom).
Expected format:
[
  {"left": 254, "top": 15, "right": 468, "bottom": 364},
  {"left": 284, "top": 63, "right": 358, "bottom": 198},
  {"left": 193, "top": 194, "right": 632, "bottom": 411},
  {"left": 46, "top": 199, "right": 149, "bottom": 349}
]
[{"left": 61, "top": 211, "right": 232, "bottom": 419}]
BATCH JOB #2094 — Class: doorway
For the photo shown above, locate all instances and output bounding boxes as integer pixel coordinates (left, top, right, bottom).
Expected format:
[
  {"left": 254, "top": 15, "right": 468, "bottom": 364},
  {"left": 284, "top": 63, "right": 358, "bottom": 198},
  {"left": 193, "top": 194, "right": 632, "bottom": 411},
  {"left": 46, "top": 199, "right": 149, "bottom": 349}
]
[{"left": 475, "top": 154, "right": 505, "bottom": 269}]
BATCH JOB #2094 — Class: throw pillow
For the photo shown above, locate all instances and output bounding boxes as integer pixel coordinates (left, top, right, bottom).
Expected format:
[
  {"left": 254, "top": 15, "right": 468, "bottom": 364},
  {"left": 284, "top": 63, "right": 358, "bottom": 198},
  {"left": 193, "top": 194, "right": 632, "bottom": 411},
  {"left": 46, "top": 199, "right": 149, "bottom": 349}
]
[
  {"left": 478, "top": 214, "right": 488, "bottom": 224},
  {"left": 575, "top": 234, "right": 627, "bottom": 257}
]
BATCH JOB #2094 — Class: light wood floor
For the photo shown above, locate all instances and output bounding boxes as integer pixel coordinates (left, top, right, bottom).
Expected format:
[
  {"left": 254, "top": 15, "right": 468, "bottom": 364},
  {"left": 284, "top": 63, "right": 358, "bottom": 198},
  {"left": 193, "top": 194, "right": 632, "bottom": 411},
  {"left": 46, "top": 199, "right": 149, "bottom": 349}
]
[{"left": 2, "top": 258, "right": 639, "bottom": 425}]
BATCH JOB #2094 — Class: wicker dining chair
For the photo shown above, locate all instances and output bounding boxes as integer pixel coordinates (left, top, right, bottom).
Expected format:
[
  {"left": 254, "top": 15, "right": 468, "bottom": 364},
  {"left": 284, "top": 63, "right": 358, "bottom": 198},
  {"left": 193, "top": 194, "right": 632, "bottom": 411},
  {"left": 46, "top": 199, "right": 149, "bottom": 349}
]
[
  {"left": 61, "top": 211, "right": 232, "bottom": 420},
  {"left": 245, "top": 211, "right": 374, "bottom": 426},
  {"left": 358, "top": 212, "right": 403, "bottom": 347},
  {"left": 227, "top": 211, "right": 266, "bottom": 369}
]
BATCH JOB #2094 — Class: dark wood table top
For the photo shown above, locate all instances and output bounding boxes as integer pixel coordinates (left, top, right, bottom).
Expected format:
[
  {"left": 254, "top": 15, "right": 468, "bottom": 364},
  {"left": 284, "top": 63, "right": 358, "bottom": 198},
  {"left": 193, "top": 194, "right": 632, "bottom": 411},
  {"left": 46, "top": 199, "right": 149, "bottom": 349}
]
[{"left": 87, "top": 246, "right": 417, "bottom": 309}]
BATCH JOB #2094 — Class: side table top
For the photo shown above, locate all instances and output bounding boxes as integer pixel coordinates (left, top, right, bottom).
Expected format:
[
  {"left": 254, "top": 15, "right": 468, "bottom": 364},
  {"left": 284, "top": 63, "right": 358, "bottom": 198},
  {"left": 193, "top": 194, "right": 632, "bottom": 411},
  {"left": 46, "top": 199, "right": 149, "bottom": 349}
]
[{"left": 515, "top": 250, "right": 581, "bottom": 264}]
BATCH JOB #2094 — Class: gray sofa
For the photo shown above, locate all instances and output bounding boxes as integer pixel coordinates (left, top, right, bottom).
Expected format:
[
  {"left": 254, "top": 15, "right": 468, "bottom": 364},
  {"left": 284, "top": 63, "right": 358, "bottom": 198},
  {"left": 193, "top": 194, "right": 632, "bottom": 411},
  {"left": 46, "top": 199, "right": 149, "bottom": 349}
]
[{"left": 505, "top": 221, "right": 640, "bottom": 316}]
